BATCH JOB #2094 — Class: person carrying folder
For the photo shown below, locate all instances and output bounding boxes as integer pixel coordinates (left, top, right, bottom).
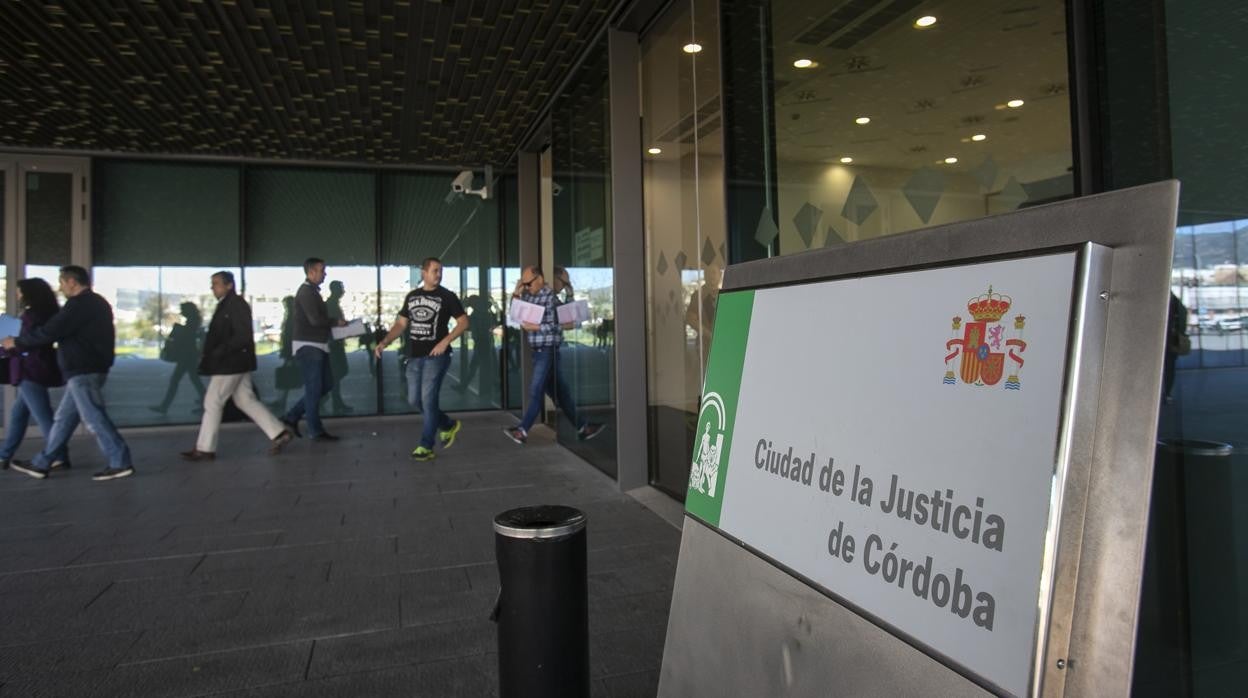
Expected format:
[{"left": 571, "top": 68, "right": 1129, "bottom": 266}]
[{"left": 503, "top": 266, "right": 605, "bottom": 445}]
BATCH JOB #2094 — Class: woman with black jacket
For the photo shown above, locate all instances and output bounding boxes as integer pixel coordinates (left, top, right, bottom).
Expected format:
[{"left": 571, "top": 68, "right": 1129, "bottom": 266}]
[{"left": 0, "top": 278, "right": 69, "bottom": 469}]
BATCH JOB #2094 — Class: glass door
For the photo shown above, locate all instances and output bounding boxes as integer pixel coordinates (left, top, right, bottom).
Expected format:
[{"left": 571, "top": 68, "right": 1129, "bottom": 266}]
[
  {"left": 0, "top": 155, "right": 89, "bottom": 439},
  {"left": 641, "top": 0, "right": 726, "bottom": 500}
]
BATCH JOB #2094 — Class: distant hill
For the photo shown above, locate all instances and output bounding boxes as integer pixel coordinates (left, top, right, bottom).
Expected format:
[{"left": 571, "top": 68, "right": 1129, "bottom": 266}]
[{"left": 1172, "top": 229, "right": 1248, "bottom": 269}]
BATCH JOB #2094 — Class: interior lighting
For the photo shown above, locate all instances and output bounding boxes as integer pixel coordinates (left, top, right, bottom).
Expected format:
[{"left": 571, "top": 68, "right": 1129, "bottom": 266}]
[
  {"left": 915, "top": 16, "right": 938, "bottom": 28},
  {"left": 793, "top": 58, "right": 816, "bottom": 69},
  {"left": 647, "top": 147, "right": 663, "bottom": 155},
  {"left": 971, "top": 134, "right": 987, "bottom": 141},
  {"left": 944, "top": 157, "right": 959, "bottom": 164},
  {"left": 855, "top": 116, "right": 871, "bottom": 125},
  {"left": 1006, "top": 99, "right": 1025, "bottom": 108},
  {"left": 683, "top": 43, "right": 703, "bottom": 54},
  {"left": 840, "top": 156, "right": 854, "bottom": 164}
]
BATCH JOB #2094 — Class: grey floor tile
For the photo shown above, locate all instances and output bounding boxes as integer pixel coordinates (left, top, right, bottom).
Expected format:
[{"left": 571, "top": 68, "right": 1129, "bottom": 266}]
[
  {"left": 0, "top": 416, "right": 678, "bottom": 695},
  {"left": 308, "top": 617, "right": 494, "bottom": 678}
]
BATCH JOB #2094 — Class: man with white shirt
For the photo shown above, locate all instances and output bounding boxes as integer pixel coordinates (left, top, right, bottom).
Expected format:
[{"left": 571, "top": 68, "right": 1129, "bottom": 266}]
[{"left": 281, "top": 258, "right": 346, "bottom": 442}]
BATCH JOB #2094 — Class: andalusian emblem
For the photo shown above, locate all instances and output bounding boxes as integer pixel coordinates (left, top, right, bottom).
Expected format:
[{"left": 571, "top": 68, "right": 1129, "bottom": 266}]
[
  {"left": 944, "top": 286, "right": 1028, "bottom": 390},
  {"left": 689, "top": 392, "right": 726, "bottom": 497}
]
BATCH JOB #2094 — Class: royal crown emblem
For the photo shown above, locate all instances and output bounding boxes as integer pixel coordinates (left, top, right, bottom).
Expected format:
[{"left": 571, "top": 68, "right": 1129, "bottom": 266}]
[{"left": 944, "top": 286, "right": 1028, "bottom": 390}]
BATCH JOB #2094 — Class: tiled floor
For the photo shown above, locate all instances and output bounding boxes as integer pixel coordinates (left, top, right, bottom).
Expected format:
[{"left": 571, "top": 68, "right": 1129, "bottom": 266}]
[{"left": 0, "top": 413, "right": 679, "bottom": 697}]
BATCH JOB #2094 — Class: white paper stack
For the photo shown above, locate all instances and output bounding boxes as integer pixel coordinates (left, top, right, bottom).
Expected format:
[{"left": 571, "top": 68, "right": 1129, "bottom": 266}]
[
  {"left": 508, "top": 298, "right": 546, "bottom": 327},
  {"left": 556, "top": 300, "right": 590, "bottom": 327},
  {"left": 331, "top": 318, "right": 368, "bottom": 340}
]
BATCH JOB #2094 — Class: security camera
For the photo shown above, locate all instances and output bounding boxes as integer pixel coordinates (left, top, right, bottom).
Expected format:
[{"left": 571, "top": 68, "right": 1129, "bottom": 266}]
[
  {"left": 449, "top": 167, "right": 492, "bottom": 200},
  {"left": 552, "top": 181, "right": 563, "bottom": 197}
]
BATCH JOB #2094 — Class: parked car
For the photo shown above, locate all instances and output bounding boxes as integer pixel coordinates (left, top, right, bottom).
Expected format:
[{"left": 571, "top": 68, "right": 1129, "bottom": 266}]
[{"left": 1215, "top": 315, "right": 1248, "bottom": 334}]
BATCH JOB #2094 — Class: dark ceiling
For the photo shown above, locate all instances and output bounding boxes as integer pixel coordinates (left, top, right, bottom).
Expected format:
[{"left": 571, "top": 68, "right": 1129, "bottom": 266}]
[{"left": 0, "top": 0, "right": 616, "bottom": 167}]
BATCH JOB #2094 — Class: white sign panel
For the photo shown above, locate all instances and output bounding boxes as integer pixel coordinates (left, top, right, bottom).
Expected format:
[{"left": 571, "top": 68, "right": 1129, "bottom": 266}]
[{"left": 686, "top": 252, "right": 1080, "bottom": 696}]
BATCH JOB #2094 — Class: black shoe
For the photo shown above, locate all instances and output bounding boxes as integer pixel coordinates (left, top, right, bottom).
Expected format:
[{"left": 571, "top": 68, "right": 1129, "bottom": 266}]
[
  {"left": 10, "top": 460, "right": 49, "bottom": 480},
  {"left": 281, "top": 419, "right": 302, "bottom": 439},
  {"left": 93, "top": 466, "right": 134, "bottom": 481},
  {"left": 268, "top": 429, "right": 294, "bottom": 455},
  {"left": 49, "top": 459, "right": 71, "bottom": 471},
  {"left": 312, "top": 432, "right": 340, "bottom": 442},
  {"left": 578, "top": 423, "right": 606, "bottom": 442}
]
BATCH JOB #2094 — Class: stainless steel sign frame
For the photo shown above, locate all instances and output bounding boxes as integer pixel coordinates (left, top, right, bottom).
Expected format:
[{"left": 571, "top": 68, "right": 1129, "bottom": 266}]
[{"left": 658, "top": 181, "right": 1179, "bottom": 697}]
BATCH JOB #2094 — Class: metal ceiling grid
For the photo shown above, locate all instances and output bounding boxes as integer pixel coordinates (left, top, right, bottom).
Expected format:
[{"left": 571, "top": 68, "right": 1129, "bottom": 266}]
[{"left": 0, "top": 0, "right": 615, "bottom": 166}]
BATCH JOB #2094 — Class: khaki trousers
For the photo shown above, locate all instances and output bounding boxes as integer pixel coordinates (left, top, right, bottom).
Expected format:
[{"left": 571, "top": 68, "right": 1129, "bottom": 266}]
[{"left": 196, "top": 373, "right": 285, "bottom": 453}]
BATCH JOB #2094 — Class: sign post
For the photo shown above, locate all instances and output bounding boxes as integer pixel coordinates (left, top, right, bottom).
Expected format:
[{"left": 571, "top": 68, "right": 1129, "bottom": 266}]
[{"left": 659, "top": 182, "right": 1179, "bottom": 697}]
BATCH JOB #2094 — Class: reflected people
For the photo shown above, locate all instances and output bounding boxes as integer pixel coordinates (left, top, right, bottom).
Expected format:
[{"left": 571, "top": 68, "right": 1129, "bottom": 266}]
[
  {"left": 0, "top": 278, "right": 70, "bottom": 469},
  {"left": 1163, "top": 291, "right": 1190, "bottom": 405},
  {"left": 268, "top": 295, "right": 298, "bottom": 413},
  {"left": 459, "top": 293, "right": 500, "bottom": 395},
  {"left": 151, "top": 301, "right": 206, "bottom": 415},
  {"left": 325, "top": 280, "right": 353, "bottom": 414},
  {"left": 685, "top": 266, "right": 722, "bottom": 372}
]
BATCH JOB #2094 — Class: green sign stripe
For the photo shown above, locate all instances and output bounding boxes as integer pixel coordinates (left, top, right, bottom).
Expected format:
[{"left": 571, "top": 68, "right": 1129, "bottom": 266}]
[{"left": 685, "top": 289, "right": 755, "bottom": 527}]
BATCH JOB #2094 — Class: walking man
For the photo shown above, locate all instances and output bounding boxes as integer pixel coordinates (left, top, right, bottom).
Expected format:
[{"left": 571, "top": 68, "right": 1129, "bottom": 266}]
[
  {"left": 375, "top": 257, "right": 468, "bottom": 461},
  {"left": 2, "top": 266, "right": 134, "bottom": 481},
  {"left": 503, "top": 266, "right": 604, "bottom": 445},
  {"left": 181, "top": 271, "right": 295, "bottom": 461},
  {"left": 282, "top": 258, "right": 346, "bottom": 442}
]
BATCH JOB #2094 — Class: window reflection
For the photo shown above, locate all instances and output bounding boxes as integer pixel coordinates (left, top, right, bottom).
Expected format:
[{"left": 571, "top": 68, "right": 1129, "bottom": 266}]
[
  {"left": 246, "top": 266, "right": 379, "bottom": 418},
  {"left": 93, "top": 266, "right": 236, "bottom": 425},
  {"left": 767, "top": 0, "right": 1073, "bottom": 250},
  {"left": 642, "top": 0, "right": 724, "bottom": 498}
]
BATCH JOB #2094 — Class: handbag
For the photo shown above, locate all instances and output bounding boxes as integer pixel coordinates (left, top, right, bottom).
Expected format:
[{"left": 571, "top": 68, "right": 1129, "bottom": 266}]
[{"left": 275, "top": 360, "right": 302, "bottom": 390}]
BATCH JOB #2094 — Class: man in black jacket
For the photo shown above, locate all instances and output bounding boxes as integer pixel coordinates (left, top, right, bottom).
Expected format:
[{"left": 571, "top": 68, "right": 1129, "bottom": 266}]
[
  {"left": 281, "top": 257, "right": 346, "bottom": 441},
  {"left": 1, "top": 266, "right": 133, "bottom": 481},
  {"left": 181, "top": 272, "right": 295, "bottom": 461}
]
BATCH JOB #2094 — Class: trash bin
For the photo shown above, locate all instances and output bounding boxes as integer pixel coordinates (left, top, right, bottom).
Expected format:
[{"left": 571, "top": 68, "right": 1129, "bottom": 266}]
[
  {"left": 1135, "top": 438, "right": 1235, "bottom": 697},
  {"left": 493, "top": 505, "right": 589, "bottom": 698}
]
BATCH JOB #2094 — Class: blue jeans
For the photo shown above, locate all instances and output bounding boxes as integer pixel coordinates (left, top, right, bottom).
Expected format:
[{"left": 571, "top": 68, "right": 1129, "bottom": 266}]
[
  {"left": 284, "top": 346, "right": 333, "bottom": 437},
  {"left": 518, "top": 347, "right": 581, "bottom": 433},
  {"left": 34, "top": 374, "right": 131, "bottom": 471},
  {"left": 0, "top": 381, "right": 69, "bottom": 463},
  {"left": 406, "top": 352, "right": 454, "bottom": 449}
]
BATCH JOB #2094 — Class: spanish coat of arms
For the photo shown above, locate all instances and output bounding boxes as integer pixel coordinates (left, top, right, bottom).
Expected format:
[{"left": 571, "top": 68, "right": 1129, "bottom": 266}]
[{"left": 944, "top": 286, "right": 1028, "bottom": 390}]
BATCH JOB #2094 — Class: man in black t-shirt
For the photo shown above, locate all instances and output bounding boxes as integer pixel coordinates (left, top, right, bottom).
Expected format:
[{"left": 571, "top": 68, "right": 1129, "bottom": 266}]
[{"left": 375, "top": 257, "right": 469, "bottom": 461}]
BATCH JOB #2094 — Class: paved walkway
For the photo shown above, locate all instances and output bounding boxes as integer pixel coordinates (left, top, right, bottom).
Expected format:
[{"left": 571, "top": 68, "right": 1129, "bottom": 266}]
[{"left": 0, "top": 413, "right": 678, "bottom": 697}]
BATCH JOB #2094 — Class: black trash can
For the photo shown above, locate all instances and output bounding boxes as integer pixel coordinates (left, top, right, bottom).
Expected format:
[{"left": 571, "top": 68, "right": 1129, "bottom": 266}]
[{"left": 493, "top": 505, "right": 589, "bottom": 698}]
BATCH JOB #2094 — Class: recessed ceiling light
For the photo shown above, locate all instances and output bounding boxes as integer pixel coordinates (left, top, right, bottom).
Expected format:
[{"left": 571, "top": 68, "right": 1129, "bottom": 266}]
[
  {"left": 971, "top": 134, "right": 987, "bottom": 142},
  {"left": 915, "top": 16, "right": 938, "bottom": 28},
  {"left": 855, "top": 116, "right": 871, "bottom": 125},
  {"left": 1006, "top": 99, "right": 1025, "bottom": 108},
  {"left": 944, "top": 157, "right": 959, "bottom": 164},
  {"left": 840, "top": 157, "right": 854, "bottom": 164},
  {"left": 793, "top": 58, "right": 816, "bottom": 69},
  {"left": 683, "top": 43, "right": 703, "bottom": 54},
  {"left": 647, "top": 147, "right": 662, "bottom": 155}
]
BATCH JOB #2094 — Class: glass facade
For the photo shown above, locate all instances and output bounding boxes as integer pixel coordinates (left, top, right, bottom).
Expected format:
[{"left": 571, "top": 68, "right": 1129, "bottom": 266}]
[
  {"left": 763, "top": 0, "right": 1073, "bottom": 253},
  {"left": 642, "top": 0, "right": 726, "bottom": 499},
  {"left": 1141, "top": 0, "right": 1248, "bottom": 693},
  {"left": 551, "top": 37, "right": 617, "bottom": 476},
  {"left": 88, "top": 160, "right": 504, "bottom": 427}
]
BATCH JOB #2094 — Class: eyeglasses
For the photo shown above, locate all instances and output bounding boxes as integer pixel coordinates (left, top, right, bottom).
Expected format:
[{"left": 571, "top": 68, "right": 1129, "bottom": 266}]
[{"left": 520, "top": 276, "right": 539, "bottom": 285}]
